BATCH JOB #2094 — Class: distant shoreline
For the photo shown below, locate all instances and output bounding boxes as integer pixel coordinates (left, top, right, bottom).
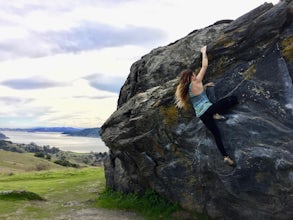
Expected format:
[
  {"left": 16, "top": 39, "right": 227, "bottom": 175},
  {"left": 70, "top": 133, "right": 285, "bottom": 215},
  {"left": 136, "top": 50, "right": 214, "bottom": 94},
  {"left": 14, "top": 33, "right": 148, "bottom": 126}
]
[
  {"left": 0, "top": 127, "right": 100, "bottom": 138},
  {"left": 0, "top": 130, "right": 107, "bottom": 153}
]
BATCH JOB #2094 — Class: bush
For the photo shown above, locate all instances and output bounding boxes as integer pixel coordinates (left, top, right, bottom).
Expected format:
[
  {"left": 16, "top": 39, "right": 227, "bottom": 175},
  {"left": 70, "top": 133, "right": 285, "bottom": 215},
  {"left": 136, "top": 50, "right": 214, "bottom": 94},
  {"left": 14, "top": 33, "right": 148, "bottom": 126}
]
[
  {"left": 54, "top": 159, "right": 79, "bottom": 168},
  {"left": 35, "top": 163, "right": 49, "bottom": 171},
  {"left": 34, "top": 152, "right": 45, "bottom": 158},
  {"left": 0, "top": 190, "right": 45, "bottom": 201}
]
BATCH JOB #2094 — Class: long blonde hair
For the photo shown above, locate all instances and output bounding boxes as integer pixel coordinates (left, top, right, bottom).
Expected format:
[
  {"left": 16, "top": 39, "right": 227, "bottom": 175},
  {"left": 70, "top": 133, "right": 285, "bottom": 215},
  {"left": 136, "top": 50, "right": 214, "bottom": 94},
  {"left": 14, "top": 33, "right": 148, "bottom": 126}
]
[{"left": 175, "top": 69, "right": 193, "bottom": 109}]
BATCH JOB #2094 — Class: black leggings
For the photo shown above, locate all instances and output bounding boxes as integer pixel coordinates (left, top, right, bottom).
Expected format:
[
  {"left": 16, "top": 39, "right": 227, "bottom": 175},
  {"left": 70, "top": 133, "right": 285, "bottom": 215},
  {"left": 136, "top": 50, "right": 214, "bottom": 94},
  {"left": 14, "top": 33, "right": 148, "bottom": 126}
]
[{"left": 199, "top": 96, "right": 238, "bottom": 157}]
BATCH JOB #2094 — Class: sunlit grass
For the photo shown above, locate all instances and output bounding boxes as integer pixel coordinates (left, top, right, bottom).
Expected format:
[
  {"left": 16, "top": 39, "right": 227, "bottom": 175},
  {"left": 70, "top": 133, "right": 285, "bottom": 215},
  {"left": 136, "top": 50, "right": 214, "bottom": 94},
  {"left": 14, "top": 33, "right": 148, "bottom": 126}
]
[
  {"left": 0, "top": 152, "right": 209, "bottom": 219},
  {"left": 0, "top": 167, "right": 105, "bottom": 219}
]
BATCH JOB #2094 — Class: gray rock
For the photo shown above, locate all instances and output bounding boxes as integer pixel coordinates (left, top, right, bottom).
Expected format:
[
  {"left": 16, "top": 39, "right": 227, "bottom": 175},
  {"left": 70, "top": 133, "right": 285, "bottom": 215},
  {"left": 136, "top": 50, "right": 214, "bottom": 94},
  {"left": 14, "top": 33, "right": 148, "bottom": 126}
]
[{"left": 101, "top": 1, "right": 293, "bottom": 219}]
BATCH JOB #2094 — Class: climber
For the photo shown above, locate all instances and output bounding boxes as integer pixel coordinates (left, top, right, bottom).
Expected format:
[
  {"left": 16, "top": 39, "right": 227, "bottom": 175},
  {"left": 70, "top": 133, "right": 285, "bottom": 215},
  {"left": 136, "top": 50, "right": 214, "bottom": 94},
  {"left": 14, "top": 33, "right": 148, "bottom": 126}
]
[{"left": 175, "top": 45, "right": 238, "bottom": 166}]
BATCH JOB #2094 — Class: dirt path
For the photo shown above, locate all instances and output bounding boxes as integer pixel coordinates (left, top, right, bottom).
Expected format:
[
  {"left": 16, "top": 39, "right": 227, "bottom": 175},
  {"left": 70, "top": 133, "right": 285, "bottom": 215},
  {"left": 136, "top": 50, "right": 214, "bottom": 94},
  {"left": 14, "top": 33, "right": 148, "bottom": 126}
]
[
  {"left": 3, "top": 208, "right": 144, "bottom": 220},
  {"left": 54, "top": 208, "right": 144, "bottom": 220}
]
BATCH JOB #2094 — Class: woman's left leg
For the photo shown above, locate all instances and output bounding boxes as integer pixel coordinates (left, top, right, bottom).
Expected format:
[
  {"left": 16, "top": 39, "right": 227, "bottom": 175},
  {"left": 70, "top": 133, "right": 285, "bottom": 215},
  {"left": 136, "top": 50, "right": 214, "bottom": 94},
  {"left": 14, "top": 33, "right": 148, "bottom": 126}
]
[{"left": 206, "top": 95, "right": 238, "bottom": 115}]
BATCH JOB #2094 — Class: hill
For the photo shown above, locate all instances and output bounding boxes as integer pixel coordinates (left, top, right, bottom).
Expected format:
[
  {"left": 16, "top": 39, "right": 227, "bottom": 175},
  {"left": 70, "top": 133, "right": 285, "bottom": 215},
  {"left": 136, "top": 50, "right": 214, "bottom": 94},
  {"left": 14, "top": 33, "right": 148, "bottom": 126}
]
[
  {"left": 0, "top": 140, "right": 107, "bottom": 169},
  {"left": 28, "top": 127, "right": 82, "bottom": 132},
  {"left": 0, "top": 149, "right": 63, "bottom": 174},
  {"left": 0, "top": 132, "right": 7, "bottom": 140},
  {"left": 0, "top": 127, "right": 100, "bottom": 138},
  {"left": 63, "top": 127, "right": 100, "bottom": 138},
  {"left": 0, "top": 127, "right": 82, "bottom": 133},
  {"left": 0, "top": 127, "right": 82, "bottom": 132}
]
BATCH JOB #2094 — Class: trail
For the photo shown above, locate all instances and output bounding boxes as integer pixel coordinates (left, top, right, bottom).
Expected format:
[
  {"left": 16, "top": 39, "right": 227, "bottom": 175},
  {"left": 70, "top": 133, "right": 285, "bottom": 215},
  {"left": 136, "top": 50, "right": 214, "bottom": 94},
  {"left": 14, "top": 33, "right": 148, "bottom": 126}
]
[
  {"left": 53, "top": 208, "right": 144, "bottom": 220},
  {"left": 3, "top": 207, "right": 143, "bottom": 220}
]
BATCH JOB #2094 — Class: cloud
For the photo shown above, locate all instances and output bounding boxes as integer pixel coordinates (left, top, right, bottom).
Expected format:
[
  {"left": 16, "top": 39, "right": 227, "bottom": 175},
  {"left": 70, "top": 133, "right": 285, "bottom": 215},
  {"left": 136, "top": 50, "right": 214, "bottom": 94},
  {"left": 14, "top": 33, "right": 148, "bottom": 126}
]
[
  {"left": 0, "top": 0, "right": 137, "bottom": 15},
  {"left": 0, "top": 104, "right": 57, "bottom": 128},
  {"left": 0, "top": 22, "right": 166, "bottom": 61},
  {"left": 1, "top": 76, "right": 67, "bottom": 90},
  {"left": 47, "top": 22, "right": 166, "bottom": 54},
  {"left": 0, "top": 0, "right": 166, "bottom": 61},
  {"left": 84, "top": 73, "right": 125, "bottom": 93},
  {"left": 0, "top": 96, "right": 33, "bottom": 105},
  {"left": 74, "top": 95, "right": 116, "bottom": 100}
]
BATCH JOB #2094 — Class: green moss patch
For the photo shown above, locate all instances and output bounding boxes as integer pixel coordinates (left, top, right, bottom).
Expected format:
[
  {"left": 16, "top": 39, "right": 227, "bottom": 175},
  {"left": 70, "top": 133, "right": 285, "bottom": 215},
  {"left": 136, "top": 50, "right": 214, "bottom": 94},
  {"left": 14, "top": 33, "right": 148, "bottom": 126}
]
[
  {"left": 160, "top": 105, "right": 179, "bottom": 127},
  {"left": 281, "top": 36, "right": 293, "bottom": 60}
]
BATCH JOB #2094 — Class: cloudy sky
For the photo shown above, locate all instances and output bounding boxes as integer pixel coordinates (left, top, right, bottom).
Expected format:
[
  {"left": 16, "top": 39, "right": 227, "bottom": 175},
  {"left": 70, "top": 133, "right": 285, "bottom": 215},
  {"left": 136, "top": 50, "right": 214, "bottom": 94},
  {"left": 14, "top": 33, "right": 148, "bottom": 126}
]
[{"left": 0, "top": 0, "right": 278, "bottom": 128}]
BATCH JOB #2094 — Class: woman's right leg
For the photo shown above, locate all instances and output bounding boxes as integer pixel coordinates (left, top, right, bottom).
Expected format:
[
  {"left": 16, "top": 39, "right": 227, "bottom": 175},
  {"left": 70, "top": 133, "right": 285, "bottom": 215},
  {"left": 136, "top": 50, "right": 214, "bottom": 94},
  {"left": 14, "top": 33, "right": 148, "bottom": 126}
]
[
  {"left": 200, "top": 114, "right": 228, "bottom": 157},
  {"left": 200, "top": 113, "right": 235, "bottom": 166}
]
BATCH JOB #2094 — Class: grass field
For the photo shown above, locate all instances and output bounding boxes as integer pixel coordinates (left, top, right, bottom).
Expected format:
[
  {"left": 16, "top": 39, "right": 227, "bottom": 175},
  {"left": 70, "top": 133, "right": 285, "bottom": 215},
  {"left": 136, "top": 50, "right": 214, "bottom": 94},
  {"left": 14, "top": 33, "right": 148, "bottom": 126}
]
[
  {"left": 0, "top": 150, "right": 199, "bottom": 220},
  {"left": 0, "top": 167, "right": 105, "bottom": 219}
]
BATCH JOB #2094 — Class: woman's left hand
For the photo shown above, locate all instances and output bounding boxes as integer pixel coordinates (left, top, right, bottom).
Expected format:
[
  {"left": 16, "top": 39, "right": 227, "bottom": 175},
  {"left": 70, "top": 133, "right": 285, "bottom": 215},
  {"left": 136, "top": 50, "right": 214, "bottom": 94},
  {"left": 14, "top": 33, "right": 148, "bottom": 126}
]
[{"left": 205, "top": 82, "right": 215, "bottom": 87}]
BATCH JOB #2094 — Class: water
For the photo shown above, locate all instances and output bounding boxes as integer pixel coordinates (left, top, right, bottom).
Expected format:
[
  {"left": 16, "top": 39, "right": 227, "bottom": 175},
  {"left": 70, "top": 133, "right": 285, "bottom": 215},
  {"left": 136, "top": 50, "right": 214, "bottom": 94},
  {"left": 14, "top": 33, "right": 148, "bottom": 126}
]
[{"left": 1, "top": 131, "right": 108, "bottom": 153}]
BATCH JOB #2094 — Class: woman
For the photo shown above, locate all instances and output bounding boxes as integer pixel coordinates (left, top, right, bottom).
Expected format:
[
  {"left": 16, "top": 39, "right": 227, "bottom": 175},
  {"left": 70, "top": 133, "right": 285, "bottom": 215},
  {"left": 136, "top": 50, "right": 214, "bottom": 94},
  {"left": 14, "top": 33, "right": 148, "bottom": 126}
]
[{"left": 175, "top": 45, "right": 238, "bottom": 166}]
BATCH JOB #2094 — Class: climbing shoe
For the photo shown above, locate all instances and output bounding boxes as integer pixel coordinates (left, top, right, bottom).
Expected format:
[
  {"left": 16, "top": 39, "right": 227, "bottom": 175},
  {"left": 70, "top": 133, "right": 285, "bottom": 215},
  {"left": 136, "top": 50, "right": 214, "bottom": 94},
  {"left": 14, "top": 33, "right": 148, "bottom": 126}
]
[{"left": 224, "top": 156, "right": 235, "bottom": 166}]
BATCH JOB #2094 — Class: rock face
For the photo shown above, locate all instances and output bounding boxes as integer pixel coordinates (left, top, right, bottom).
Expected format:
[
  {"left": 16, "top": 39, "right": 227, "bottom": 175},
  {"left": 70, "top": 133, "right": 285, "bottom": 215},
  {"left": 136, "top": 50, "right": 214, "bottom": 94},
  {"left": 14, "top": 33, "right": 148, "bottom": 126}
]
[{"left": 101, "top": 1, "right": 293, "bottom": 219}]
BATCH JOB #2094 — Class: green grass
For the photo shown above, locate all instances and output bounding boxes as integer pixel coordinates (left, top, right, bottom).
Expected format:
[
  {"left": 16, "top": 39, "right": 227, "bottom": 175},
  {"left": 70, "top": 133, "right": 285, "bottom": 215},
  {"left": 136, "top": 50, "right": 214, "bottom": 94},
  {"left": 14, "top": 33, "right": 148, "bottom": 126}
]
[
  {"left": 0, "top": 150, "right": 207, "bottom": 219},
  {"left": 96, "top": 188, "right": 181, "bottom": 220},
  {"left": 0, "top": 167, "right": 105, "bottom": 219}
]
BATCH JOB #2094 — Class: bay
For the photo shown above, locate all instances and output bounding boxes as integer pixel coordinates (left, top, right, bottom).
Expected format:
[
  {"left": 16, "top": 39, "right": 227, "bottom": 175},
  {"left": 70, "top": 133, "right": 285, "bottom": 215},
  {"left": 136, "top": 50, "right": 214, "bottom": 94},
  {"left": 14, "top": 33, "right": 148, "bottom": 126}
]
[{"left": 1, "top": 130, "right": 108, "bottom": 153}]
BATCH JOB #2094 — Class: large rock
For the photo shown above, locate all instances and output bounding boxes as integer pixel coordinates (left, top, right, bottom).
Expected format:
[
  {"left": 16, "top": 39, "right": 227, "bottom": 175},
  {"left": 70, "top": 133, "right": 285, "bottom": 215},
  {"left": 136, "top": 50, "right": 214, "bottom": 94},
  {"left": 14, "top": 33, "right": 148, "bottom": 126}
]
[{"left": 101, "top": 1, "right": 293, "bottom": 219}]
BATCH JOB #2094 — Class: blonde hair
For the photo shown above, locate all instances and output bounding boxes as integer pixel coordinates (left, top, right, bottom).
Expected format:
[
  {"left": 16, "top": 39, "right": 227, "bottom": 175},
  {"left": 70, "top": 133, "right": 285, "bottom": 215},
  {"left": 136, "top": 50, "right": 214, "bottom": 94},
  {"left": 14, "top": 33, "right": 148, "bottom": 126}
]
[{"left": 175, "top": 69, "right": 193, "bottom": 109}]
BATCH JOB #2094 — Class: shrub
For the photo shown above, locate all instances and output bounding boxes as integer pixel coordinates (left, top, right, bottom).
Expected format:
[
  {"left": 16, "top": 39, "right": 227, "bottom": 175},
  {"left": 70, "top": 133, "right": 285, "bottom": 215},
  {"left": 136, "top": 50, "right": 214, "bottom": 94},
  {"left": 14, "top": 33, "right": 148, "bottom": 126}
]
[
  {"left": 0, "top": 190, "right": 45, "bottom": 201},
  {"left": 35, "top": 163, "right": 49, "bottom": 171},
  {"left": 34, "top": 152, "right": 45, "bottom": 158},
  {"left": 54, "top": 159, "right": 80, "bottom": 168}
]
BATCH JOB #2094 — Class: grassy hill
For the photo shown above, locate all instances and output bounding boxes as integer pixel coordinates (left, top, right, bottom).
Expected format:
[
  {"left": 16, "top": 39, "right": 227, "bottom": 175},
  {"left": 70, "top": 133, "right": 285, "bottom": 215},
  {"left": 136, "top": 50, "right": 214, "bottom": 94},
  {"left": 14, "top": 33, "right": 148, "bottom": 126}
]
[
  {"left": 0, "top": 149, "right": 63, "bottom": 174},
  {"left": 0, "top": 167, "right": 105, "bottom": 219},
  {"left": 0, "top": 150, "right": 188, "bottom": 220},
  {"left": 0, "top": 150, "right": 106, "bottom": 219},
  {"left": 0, "top": 139, "right": 107, "bottom": 169}
]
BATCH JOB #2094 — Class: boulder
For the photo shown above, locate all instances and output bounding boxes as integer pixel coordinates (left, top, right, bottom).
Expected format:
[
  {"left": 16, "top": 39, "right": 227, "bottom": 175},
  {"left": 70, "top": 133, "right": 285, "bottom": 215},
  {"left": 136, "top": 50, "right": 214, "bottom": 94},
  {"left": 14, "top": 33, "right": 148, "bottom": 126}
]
[{"left": 101, "top": 1, "right": 293, "bottom": 219}]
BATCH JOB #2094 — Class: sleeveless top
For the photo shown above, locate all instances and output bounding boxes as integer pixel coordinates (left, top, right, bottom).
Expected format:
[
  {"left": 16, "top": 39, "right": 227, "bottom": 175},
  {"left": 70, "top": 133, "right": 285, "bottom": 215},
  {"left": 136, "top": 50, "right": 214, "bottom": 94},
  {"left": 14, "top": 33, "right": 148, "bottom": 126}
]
[{"left": 189, "top": 83, "right": 212, "bottom": 117}]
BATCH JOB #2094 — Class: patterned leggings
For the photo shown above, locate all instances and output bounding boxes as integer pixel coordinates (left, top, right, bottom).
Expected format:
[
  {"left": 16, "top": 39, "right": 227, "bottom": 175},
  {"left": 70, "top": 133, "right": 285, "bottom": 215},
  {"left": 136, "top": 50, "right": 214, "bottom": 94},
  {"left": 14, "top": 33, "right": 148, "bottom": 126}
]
[{"left": 199, "top": 96, "right": 238, "bottom": 157}]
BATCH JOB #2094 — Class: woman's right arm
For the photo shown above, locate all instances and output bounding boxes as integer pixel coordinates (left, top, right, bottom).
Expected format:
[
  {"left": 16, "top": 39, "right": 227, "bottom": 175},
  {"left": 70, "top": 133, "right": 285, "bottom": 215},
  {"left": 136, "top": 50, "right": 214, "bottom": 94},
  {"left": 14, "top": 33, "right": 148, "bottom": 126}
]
[{"left": 195, "top": 46, "right": 208, "bottom": 82}]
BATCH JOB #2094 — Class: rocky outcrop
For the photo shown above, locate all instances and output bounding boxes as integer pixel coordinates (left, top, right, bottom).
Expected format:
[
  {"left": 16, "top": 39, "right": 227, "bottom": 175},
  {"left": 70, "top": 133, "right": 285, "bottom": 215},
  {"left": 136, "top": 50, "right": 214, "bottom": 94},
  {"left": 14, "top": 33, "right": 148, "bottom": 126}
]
[{"left": 101, "top": 1, "right": 293, "bottom": 219}]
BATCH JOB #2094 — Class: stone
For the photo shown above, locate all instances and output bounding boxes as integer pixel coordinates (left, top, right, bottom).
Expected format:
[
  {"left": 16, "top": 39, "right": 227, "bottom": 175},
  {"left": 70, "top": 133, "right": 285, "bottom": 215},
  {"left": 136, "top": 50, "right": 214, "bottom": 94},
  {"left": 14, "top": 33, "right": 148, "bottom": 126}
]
[{"left": 101, "top": 1, "right": 293, "bottom": 219}]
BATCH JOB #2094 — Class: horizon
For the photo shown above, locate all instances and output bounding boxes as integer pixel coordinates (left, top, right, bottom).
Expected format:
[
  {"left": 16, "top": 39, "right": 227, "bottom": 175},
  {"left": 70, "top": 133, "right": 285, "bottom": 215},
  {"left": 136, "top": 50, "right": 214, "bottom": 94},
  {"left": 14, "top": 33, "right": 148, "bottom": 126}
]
[
  {"left": 0, "top": 126, "right": 99, "bottom": 130},
  {"left": 0, "top": 0, "right": 279, "bottom": 129}
]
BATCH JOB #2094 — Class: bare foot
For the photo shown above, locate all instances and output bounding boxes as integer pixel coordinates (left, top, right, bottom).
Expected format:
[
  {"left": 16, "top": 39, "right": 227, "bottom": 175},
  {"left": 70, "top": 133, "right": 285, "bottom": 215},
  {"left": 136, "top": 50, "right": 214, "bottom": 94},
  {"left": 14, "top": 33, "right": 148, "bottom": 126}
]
[
  {"left": 213, "top": 113, "right": 225, "bottom": 120},
  {"left": 224, "top": 156, "right": 235, "bottom": 166}
]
